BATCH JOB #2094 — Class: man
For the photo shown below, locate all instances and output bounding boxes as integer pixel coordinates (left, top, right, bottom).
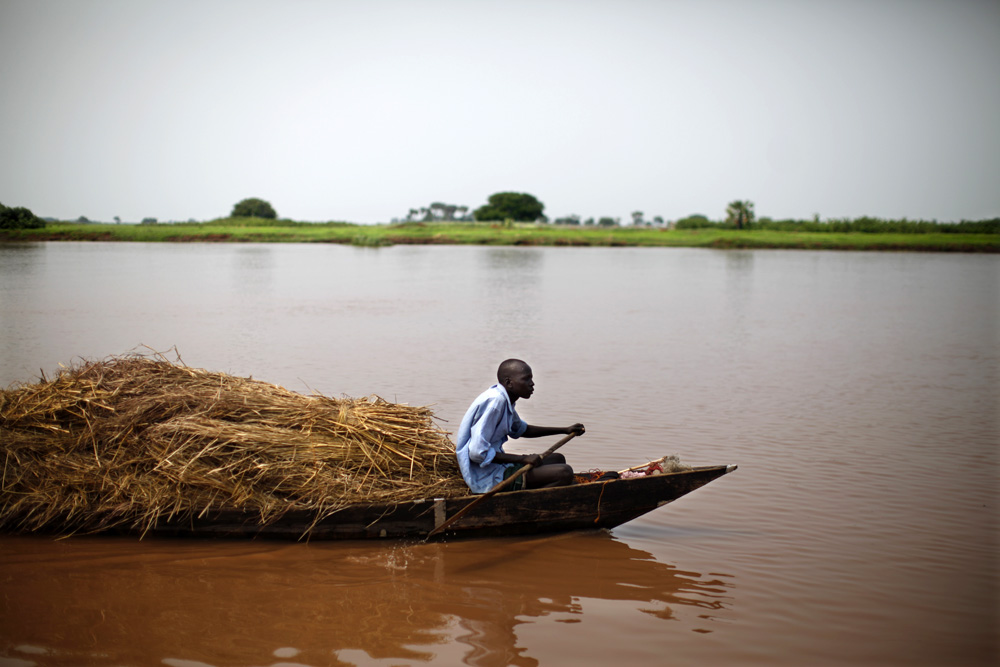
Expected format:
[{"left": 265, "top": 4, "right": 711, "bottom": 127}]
[{"left": 456, "top": 359, "right": 584, "bottom": 493}]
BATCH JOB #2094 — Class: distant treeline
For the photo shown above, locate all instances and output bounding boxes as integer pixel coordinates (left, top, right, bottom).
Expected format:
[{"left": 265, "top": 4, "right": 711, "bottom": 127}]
[
  {"left": 203, "top": 217, "right": 354, "bottom": 227},
  {"left": 674, "top": 215, "right": 1000, "bottom": 234}
]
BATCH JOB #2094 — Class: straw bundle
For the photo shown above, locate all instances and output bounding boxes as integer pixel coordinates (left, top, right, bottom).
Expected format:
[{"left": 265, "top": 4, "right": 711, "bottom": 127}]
[{"left": 1, "top": 354, "right": 467, "bottom": 536}]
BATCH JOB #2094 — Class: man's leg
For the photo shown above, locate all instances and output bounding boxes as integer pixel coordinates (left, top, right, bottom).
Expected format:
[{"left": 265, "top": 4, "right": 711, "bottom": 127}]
[{"left": 525, "top": 459, "right": 574, "bottom": 488}]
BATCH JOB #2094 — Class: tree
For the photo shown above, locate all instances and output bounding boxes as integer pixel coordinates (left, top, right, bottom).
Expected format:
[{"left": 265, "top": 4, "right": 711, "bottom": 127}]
[
  {"left": 631, "top": 210, "right": 644, "bottom": 226},
  {"left": 726, "top": 200, "right": 755, "bottom": 230},
  {"left": 429, "top": 202, "right": 464, "bottom": 221},
  {"left": 597, "top": 217, "right": 617, "bottom": 227},
  {"left": 0, "top": 202, "right": 44, "bottom": 229},
  {"left": 231, "top": 197, "right": 277, "bottom": 219},
  {"left": 403, "top": 202, "right": 470, "bottom": 222},
  {"left": 473, "top": 192, "right": 545, "bottom": 222}
]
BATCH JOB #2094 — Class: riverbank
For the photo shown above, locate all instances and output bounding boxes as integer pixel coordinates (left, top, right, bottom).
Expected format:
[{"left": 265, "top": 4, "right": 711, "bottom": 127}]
[{"left": 2, "top": 221, "right": 998, "bottom": 252}]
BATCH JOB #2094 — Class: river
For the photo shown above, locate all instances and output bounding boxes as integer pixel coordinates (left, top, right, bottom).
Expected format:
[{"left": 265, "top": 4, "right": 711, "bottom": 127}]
[{"left": 1, "top": 242, "right": 997, "bottom": 666}]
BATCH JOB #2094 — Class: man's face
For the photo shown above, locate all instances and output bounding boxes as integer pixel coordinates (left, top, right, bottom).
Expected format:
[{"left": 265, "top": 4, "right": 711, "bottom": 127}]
[{"left": 506, "top": 366, "right": 534, "bottom": 401}]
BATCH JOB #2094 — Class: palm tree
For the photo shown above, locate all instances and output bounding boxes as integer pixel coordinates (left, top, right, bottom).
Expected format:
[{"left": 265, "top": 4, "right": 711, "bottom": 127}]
[{"left": 726, "top": 200, "right": 755, "bottom": 230}]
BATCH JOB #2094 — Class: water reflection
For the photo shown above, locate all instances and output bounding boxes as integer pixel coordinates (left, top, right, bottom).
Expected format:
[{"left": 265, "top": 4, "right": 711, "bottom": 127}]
[
  {"left": 479, "top": 248, "right": 545, "bottom": 352},
  {"left": 434, "top": 533, "right": 732, "bottom": 667},
  {"left": 0, "top": 244, "right": 48, "bottom": 380},
  {"left": 230, "top": 245, "right": 275, "bottom": 296},
  {"left": 0, "top": 532, "right": 733, "bottom": 667}
]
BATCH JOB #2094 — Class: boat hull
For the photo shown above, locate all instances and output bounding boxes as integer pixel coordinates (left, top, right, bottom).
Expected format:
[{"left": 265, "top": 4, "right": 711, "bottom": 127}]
[{"left": 138, "top": 464, "right": 737, "bottom": 541}]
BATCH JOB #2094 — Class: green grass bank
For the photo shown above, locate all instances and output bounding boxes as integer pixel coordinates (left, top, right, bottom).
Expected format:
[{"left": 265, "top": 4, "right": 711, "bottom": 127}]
[{"left": 2, "top": 219, "right": 998, "bottom": 252}]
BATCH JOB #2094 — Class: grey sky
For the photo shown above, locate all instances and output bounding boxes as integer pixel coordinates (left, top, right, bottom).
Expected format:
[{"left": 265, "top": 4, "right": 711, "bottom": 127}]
[{"left": 1, "top": 0, "right": 997, "bottom": 224}]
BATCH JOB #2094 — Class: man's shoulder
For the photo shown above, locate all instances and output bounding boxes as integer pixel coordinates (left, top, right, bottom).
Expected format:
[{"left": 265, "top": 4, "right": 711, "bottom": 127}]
[
  {"left": 475, "top": 383, "right": 506, "bottom": 402},
  {"left": 469, "top": 384, "right": 510, "bottom": 413}
]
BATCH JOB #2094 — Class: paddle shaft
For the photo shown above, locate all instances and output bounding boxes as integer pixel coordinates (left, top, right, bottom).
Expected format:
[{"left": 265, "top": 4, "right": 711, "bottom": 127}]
[{"left": 425, "top": 431, "right": 578, "bottom": 539}]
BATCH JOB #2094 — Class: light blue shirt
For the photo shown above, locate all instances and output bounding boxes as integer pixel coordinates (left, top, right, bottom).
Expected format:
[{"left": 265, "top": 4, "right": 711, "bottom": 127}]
[{"left": 456, "top": 384, "right": 528, "bottom": 493}]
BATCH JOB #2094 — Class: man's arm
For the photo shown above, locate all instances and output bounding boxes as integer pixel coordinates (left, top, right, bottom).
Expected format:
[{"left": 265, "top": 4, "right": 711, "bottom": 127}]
[
  {"left": 496, "top": 423, "right": 585, "bottom": 467},
  {"left": 522, "top": 423, "right": 585, "bottom": 438},
  {"left": 492, "top": 451, "right": 538, "bottom": 466}
]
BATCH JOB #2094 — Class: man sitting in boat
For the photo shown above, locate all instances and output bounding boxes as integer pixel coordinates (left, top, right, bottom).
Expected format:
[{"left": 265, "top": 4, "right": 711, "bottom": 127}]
[{"left": 456, "top": 359, "right": 585, "bottom": 493}]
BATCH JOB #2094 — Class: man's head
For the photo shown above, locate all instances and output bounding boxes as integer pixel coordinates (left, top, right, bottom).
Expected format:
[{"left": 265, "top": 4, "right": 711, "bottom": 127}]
[{"left": 497, "top": 359, "right": 534, "bottom": 402}]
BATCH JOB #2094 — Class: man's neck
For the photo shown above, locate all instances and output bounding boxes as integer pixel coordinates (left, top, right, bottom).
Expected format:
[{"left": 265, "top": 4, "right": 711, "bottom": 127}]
[{"left": 498, "top": 383, "right": 516, "bottom": 405}]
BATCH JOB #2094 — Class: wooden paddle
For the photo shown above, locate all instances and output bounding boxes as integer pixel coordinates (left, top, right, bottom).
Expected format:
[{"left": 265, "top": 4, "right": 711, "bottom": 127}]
[{"left": 425, "top": 431, "right": 578, "bottom": 539}]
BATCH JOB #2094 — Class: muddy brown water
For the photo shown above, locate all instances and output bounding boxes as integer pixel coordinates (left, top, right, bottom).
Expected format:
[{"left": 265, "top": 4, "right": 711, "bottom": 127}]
[{"left": 1, "top": 243, "right": 997, "bottom": 666}]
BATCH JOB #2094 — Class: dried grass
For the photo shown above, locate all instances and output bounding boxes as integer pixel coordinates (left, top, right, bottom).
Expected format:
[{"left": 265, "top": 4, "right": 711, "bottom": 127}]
[{"left": 0, "top": 353, "right": 467, "bottom": 536}]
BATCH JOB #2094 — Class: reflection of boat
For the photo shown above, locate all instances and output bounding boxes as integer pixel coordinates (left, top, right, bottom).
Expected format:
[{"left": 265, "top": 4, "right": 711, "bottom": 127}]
[
  {"left": 139, "top": 464, "right": 737, "bottom": 540},
  {"left": 0, "top": 530, "right": 735, "bottom": 667}
]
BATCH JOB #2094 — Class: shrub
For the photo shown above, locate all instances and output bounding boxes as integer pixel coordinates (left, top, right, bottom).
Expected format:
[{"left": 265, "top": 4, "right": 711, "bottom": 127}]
[
  {"left": 0, "top": 202, "right": 45, "bottom": 229},
  {"left": 473, "top": 192, "right": 545, "bottom": 222},
  {"left": 675, "top": 214, "right": 715, "bottom": 229},
  {"left": 231, "top": 198, "right": 277, "bottom": 219}
]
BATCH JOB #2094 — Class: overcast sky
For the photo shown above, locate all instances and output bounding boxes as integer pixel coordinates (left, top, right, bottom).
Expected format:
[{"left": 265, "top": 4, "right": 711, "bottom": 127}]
[{"left": 1, "top": 0, "right": 997, "bottom": 224}]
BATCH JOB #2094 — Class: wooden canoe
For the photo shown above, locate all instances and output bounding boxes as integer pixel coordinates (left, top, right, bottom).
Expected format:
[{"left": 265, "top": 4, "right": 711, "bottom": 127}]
[{"left": 138, "top": 464, "right": 738, "bottom": 541}]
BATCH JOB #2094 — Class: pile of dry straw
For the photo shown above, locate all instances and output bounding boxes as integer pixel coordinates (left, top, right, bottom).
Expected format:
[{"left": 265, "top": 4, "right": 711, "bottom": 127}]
[{"left": 0, "top": 353, "right": 467, "bottom": 536}]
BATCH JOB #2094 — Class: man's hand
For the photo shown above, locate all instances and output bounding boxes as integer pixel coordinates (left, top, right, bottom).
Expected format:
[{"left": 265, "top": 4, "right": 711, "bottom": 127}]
[
  {"left": 521, "top": 453, "right": 543, "bottom": 467},
  {"left": 566, "top": 423, "right": 585, "bottom": 436}
]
